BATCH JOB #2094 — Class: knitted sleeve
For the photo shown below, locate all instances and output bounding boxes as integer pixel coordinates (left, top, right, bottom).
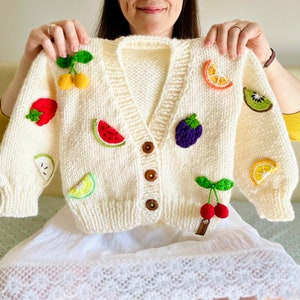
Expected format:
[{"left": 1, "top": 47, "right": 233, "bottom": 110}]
[
  {"left": 233, "top": 50, "right": 299, "bottom": 221},
  {"left": 0, "top": 52, "right": 59, "bottom": 217},
  {"left": 283, "top": 112, "right": 300, "bottom": 141}
]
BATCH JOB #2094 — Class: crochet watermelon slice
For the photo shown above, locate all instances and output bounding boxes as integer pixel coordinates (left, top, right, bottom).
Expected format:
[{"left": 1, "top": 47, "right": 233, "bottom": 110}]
[{"left": 93, "top": 119, "right": 126, "bottom": 147}]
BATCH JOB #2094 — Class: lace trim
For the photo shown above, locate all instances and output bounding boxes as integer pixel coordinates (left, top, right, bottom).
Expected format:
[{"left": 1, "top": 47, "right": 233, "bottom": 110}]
[{"left": 1, "top": 248, "right": 300, "bottom": 300}]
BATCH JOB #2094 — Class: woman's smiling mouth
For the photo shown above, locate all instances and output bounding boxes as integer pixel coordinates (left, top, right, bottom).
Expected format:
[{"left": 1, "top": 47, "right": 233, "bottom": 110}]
[{"left": 137, "top": 7, "right": 167, "bottom": 14}]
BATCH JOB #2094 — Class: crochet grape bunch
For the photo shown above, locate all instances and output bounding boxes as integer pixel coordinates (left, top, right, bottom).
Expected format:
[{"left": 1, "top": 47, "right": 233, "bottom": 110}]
[{"left": 175, "top": 114, "right": 202, "bottom": 148}]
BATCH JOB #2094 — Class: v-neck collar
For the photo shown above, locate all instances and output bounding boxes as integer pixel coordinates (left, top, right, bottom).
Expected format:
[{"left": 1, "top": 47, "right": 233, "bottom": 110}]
[{"left": 101, "top": 35, "right": 191, "bottom": 148}]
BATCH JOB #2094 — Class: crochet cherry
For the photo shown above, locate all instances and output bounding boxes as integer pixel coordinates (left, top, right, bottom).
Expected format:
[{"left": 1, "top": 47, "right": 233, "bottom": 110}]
[
  {"left": 214, "top": 203, "right": 229, "bottom": 219},
  {"left": 200, "top": 203, "right": 215, "bottom": 220}
]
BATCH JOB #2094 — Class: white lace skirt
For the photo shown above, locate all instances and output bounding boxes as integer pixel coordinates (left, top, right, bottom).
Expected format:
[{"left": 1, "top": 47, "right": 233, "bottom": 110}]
[{"left": 0, "top": 204, "right": 300, "bottom": 300}]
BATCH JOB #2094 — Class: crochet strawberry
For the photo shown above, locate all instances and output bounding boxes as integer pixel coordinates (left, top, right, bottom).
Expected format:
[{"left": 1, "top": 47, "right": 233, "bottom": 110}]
[
  {"left": 26, "top": 98, "right": 58, "bottom": 126},
  {"left": 175, "top": 113, "right": 202, "bottom": 148}
]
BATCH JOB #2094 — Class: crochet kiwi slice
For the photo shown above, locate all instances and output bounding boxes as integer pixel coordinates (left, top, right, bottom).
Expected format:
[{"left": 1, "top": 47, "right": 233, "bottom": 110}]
[{"left": 243, "top": 87, "right": 273, "bottom": 112}]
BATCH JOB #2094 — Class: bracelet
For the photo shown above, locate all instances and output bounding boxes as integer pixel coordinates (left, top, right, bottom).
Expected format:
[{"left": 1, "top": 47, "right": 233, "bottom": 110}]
[{"left": 263, "top": 48, "right": 276, "bottom": 68}]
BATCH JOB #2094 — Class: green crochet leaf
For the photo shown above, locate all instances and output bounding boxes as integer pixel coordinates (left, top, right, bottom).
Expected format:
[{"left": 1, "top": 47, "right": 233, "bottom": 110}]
[
  {"left": 74, "top": 50, "right": 93, "bottom": 64},
  {"left": 185, "top": 113, "right": 200, "bottom": 129},
  {"left": 26, "top": 109, "right": 43, "bottom": 122},
  {"left": 213, "top": 178, "right": 234, "bottom": 191},
  {"left": 195, "top": 176, "right": 213, "bottom": 189},
  {"left": 56, "top": 55, "right": 74, "bottom": 68}
]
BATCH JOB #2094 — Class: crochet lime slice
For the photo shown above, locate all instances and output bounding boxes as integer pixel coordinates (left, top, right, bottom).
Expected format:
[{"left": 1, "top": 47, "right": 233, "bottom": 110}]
[
  {"left": 203, "top": 60, "right": 233, "bottom": 90},
  {"left": 68, "top": 173, "right": 96, "bottom": 199},
  {"left": 250, "top": 159, "right": 278, "bottom": 185},
  {"left": 243, "top": 88, "right": 273, "bottom": 112}
]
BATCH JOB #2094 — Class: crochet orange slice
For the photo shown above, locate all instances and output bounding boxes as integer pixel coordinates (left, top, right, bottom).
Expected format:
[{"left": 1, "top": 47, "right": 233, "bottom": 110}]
[{"left": 203, "top": 60, "right": 233, "bottom": 90}]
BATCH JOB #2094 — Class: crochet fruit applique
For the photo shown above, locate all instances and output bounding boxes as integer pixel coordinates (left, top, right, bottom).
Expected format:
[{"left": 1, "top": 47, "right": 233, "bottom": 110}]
[
  {"left": 195, "top": 176, "right": 233, "bottom": 236},
  {"left": 203, "top": 60, "right": 233, "bottom": 90},
  {"left": 34, "top": 154, "right": 55, "bottom": 181},
  {"left": 250, "top": 158, "right": 278, "bottom": 186},
  {"left": 68, "top": 173, "right": 96, "bottom": 200},
  {"left": 243, "top": 88, "right": 273, "bottom": 112},
  {"left": 195, "top": 176, "right": 234, "bottom": 220},
  {"left": 175, "top": 114, "right": 203, "bottom": 148},
  {"left": 93, "top": 119, "right": 126, "bottom": 147},
  {"left": 26, "top": 98, "right": 58, "bottom": 126},
  {"left": 56, "top": 50, "right": 93, "bottom": 90}
]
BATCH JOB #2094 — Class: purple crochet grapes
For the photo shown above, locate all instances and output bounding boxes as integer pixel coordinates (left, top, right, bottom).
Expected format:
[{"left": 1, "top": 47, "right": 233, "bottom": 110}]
[{"left": 175, "top": 114, "right": 203, "bottom": 148}]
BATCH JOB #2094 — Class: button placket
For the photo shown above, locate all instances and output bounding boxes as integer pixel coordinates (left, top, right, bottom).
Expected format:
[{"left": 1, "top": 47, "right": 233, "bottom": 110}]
[{"left": 142, "top": 141, "right": 160, "bottom": 211}]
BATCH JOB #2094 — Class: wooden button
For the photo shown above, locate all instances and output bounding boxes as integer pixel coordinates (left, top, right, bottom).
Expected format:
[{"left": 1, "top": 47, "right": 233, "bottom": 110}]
[
  {"left": 146, "top": 199, "right": 159, "bottom": 211},
  {"left": 144, "top": 169, "right": 157, "bottom": 181},
  {"left": 142, "top": 142, "right": 154, "bottom": 154}
]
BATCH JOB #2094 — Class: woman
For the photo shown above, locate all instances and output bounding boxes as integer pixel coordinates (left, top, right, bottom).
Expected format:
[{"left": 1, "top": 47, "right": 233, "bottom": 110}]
[
  {"left": 1, "top": 2, "right": 300, "bottom": 138},
  {"left": 0, "top": 1, "right": 299, "bottom": 299}
]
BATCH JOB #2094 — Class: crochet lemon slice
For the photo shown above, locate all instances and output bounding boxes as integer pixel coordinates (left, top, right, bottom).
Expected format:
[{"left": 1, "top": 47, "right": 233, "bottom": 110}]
[
  {"left": 68, "top": 173, "right": 96, "bottom": 199},
  {"left": 203, "top": 60, "right": 233, "bottom": 90},
  {"left": 250, "top": 159, "right": 278, "bottom": 185}
]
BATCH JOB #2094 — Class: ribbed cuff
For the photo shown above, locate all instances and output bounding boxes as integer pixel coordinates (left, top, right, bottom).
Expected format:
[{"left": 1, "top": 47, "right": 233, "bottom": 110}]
[
  {"left": 254, "top": 194, "right": 295, "bottom": 222},
  {"left": 0, "top": 176, "right": 40, "bottom": 217}
]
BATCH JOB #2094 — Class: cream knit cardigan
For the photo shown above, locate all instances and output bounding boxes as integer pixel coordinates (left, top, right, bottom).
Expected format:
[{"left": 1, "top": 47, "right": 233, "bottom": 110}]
[{"left": 0, "top": 36, "right": 298, "bottom": 234}]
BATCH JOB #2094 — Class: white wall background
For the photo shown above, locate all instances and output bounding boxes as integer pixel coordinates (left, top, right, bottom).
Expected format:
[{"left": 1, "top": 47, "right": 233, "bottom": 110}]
[{"left": 0, "top": 0, "right": 299, "bottom": 65}]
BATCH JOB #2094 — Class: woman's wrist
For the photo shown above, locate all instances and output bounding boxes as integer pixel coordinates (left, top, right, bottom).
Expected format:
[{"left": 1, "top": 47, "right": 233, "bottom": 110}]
[
  {"left": 0, "top": 54, "right": 33, "bottom": 118},
  {"left": 0, "top": 98, "right": 10, "bottom": 120}
]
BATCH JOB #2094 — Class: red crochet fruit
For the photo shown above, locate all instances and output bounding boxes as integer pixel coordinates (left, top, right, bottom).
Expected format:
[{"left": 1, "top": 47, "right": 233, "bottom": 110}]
[
  {"left": 214, "top": 203, "right": 229, "bottom": 219},
  {"left": 26, "top": 98, "right": 58, "bottom": 126},
  {"left": 200, "top": 203, "right": 215, "bottom": 220},
  {"left": 196, "top": 176, "right": 233, "bottom": 221}
]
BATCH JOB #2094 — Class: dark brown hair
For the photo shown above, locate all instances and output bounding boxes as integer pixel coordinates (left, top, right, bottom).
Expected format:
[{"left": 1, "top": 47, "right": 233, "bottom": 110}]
[{"left": 96, "top": 0, "right": 200, "bottom": 40}]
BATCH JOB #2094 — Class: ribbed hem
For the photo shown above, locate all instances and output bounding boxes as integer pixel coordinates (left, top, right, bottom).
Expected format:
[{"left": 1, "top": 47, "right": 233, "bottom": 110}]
[
  {"left": 0, "top": 176, "right": 40, "bottom": 217},
  {"left": 283, "top": 111, "right": 300, "bottom": 141},
  {"left": 67, "top": 197, "right": 161, "bottom": 233}
]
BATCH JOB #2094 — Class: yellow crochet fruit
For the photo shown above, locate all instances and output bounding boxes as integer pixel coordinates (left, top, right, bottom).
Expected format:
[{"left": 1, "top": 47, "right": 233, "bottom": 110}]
[
  {"left": 73, "top": 73, "right": 89, "bottom": 89},
  {"left": 250, "top": 159, "right": 278, "bottom": 185},
  {"left": 68, "top": 173, "right": 96, "bottom": 199},
  {"left": 58, "top": 73, "right": 73, "bottom": 90},
  {"left": 203, "top": 60, "right": 233, "bottom": 90}
]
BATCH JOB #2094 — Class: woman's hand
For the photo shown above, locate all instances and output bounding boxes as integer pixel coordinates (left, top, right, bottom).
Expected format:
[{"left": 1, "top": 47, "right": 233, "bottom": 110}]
[
  {"left": 24, "top": 20, "right": 90, "bottom": 62},
  {"left": 0, "top": 20, "right": 90, "bottom": 117},
  {"left": 205, "top": 19, "right": 272, "bottom": 65}
]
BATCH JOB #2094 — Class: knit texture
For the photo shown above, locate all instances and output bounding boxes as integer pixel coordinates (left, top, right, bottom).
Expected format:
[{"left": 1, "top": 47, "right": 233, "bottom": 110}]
[{"left": 0, "top": 36, "right": 298, "bottom": 234}]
